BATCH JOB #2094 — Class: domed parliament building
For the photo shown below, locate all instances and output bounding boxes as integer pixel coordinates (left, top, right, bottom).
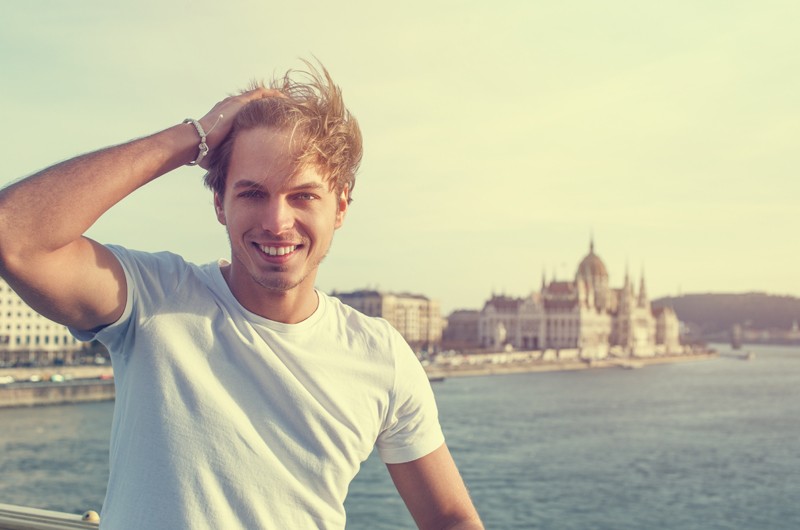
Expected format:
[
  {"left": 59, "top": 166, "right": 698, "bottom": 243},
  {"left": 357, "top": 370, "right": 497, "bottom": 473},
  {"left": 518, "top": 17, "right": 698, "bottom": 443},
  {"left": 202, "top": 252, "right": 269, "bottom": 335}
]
[{"left": 463, "top": 241, "right": 681, "bottom": 358}]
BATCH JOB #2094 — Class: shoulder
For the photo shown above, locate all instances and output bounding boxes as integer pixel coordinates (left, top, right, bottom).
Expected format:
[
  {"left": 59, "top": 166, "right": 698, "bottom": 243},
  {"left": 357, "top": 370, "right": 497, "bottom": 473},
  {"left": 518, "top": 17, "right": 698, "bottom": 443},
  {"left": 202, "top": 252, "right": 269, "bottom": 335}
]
[
  {"left": 107, "top": 245, "right": 191, "bottom": 271},
  {"left": 321, "top": 292, "right": 403, "bottom": 344},
  {"left": 317, "top": 292, "right": 415, "bottom": 370},
  {"left": 108, "top": 245, "right": 206, "bottom": 282},
  {"left": 105, "top": 245, "right": 215, "bottom": 304}
]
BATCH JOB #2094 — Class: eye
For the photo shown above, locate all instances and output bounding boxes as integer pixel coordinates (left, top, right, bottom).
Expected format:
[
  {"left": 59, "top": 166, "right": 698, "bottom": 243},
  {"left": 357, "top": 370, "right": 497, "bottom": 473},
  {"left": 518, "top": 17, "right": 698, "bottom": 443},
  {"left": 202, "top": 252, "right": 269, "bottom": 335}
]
[
  {"left": 292, "top": 192, "right": 318, "bottom": 201},
  {"left": 238, "top": 189, "right": 264, "bottom": 199}
]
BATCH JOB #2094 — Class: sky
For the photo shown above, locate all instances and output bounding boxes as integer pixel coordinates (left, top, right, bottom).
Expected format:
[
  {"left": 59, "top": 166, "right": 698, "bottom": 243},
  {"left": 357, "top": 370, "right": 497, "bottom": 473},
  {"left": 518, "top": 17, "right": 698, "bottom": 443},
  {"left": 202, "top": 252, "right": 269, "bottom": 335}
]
[{"left": 1, "top": 1, "right": 798, "bottom": 314}]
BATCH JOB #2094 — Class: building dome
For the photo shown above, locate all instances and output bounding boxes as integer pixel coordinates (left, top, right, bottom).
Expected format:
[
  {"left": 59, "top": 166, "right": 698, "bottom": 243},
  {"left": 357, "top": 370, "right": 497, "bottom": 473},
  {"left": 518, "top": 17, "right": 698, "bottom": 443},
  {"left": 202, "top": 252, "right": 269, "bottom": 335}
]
[
  {"left": 575, "top": 239, "right": 610, "bottom": 312},
  {"left": 576, "top": 240, "right": 608, "bottom": 281}
]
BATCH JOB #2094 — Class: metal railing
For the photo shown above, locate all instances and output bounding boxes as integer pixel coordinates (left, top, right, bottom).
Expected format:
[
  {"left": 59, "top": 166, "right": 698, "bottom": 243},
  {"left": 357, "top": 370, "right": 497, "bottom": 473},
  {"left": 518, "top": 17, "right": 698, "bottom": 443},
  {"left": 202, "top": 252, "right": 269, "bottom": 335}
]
[{"left": 0, "top": 504, "right": 98, "bottom": 529}]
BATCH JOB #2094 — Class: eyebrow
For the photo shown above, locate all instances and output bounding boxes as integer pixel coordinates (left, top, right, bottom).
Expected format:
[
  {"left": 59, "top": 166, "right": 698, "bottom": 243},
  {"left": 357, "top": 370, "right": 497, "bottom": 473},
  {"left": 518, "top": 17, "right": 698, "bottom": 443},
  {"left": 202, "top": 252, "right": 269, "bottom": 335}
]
[
  {"left": 290, "top": 182, "right": 326, "bottom": 192},
  {"left": 232, "top": 179, "right": 265, "bottom": 190},
  {"left": 231, "top": 180, "right": 327, "bottom": 192}
]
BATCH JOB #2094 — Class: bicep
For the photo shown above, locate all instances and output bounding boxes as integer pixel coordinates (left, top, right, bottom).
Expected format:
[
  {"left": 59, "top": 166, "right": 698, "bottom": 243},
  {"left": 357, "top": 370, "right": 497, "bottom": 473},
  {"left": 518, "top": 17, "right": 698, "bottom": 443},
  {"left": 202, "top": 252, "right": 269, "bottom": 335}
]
[
  {"left": 387, "top": 443, "right": 483, "bottom": 530},
  {"left": 1, "top": 236, "right": 127, "bottom": 330}
]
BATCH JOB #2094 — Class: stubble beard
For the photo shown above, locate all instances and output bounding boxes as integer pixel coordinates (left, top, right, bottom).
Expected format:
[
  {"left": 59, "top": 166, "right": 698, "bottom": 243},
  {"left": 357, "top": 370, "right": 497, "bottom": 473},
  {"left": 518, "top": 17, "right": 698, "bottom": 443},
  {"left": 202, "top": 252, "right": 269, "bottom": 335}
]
[
  {"left": 230, "top": 234, "right": 332, "bottom": 294},
  {"left": 251, "top": 256, "right": 326, "bottom": 293}
]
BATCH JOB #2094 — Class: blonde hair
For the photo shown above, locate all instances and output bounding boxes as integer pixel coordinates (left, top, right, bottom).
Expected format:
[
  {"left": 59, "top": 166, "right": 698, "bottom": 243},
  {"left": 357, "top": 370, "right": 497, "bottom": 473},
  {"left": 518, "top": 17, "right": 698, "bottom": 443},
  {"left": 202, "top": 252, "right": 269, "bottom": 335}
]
[{"left": 204, "top": 61, "right": 362, "bottom": 203}]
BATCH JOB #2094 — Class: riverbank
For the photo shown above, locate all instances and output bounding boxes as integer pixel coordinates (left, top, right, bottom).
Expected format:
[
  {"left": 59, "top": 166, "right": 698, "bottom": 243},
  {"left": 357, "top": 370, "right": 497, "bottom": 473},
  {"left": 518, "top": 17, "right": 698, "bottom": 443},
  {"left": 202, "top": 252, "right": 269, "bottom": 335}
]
[
  {"left": 0, "top": 379, "right": 115, "bottom": 408},
  {"left": 0, "top": 366, "right": 114, "bottom": 408},
  {"left": 0, "top": 365, "right": 113, "bottom": 382},
  {"left": 423, "top": 350, "right": 719, "bottom": 379},
  {"left": 0, "top": 351, "right": 718, "bottom": 407}
]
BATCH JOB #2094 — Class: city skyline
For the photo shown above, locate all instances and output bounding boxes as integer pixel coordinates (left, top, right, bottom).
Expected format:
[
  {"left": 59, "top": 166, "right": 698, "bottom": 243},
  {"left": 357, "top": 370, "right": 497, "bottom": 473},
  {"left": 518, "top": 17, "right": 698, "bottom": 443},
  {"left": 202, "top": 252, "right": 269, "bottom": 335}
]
[{"left": 2, "top": 1, "right": 798, "bottom": 314}]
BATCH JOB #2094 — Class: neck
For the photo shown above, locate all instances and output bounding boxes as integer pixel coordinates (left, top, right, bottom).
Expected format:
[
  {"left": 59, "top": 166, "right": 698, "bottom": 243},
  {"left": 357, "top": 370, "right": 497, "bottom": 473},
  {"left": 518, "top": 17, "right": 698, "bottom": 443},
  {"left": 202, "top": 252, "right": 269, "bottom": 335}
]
[{"left": 220, "top": 264, "right": 319, "bottom": 324}]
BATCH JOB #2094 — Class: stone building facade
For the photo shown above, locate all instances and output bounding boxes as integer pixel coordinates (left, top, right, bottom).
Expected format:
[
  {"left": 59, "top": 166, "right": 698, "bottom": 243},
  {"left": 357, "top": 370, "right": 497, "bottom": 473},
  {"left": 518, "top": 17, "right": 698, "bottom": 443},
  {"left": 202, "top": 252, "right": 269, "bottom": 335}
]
[
  {"left": 471, "top": 241, "right": 681, "bottom": 358},
  {"left": 441, "top": 309, "right": 480, "bottom": 351},
  {"left": 331, "top": 289, "right": 442, "bottom": 353},
  {"left": 0, "top": 277, "right": 83, "bottom": 366}
]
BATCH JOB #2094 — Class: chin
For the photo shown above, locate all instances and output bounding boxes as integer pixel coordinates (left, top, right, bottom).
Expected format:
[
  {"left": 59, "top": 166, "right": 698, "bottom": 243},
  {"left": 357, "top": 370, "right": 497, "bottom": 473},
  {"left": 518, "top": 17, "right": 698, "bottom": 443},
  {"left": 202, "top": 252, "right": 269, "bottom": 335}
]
[{"left": 253, "top": 273, "right": 307, "bottom": 293}]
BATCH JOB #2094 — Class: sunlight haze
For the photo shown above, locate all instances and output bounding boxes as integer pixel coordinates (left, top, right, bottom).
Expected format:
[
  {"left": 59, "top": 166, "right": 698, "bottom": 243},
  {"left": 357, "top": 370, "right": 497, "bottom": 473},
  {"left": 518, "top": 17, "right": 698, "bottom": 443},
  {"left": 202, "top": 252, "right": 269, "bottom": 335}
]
[{"left": 2, "top": 0, "right": 797, "bottom": 314}]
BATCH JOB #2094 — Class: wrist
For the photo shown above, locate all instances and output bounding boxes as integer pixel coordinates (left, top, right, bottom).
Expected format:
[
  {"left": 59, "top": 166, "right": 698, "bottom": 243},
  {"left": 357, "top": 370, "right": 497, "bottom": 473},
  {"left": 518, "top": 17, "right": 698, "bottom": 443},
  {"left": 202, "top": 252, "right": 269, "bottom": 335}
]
[{"left": 183, "top": 119, "right": 210, "bottom": 166}]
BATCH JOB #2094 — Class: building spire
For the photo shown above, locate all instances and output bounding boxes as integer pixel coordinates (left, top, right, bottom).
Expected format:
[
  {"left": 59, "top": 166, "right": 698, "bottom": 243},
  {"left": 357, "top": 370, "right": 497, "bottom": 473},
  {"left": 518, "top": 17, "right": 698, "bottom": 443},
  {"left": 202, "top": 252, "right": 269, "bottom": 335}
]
[
  {"left": 638, "top": 268, "right": 647, "bottom": 304},
  {"left": 638, "top": 267, "right": 650, "bottom": 309}
]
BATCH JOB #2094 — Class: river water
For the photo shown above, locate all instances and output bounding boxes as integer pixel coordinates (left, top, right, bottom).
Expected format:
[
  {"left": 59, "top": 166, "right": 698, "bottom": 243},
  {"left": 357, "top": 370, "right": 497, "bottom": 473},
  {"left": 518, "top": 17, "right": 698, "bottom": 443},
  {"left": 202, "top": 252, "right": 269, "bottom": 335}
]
[{"left": 1, "top": 343, "right": 799, "bottom": 529}]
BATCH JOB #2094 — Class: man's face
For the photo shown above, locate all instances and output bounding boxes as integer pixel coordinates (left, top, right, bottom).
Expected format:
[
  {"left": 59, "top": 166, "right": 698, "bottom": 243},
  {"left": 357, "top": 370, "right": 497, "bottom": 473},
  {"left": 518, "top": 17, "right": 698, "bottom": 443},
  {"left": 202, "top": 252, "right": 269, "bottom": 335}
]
[{"left": 214, "top": 126, "right": 347, "bottom": 304}]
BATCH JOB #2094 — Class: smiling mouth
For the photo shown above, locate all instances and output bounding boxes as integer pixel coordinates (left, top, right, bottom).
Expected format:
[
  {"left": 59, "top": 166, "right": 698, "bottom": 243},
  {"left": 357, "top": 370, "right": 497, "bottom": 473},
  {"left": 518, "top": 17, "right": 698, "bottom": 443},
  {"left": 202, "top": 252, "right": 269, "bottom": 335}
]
[{"left": 255, "top": 243, "right": 299, "bottom": 257}]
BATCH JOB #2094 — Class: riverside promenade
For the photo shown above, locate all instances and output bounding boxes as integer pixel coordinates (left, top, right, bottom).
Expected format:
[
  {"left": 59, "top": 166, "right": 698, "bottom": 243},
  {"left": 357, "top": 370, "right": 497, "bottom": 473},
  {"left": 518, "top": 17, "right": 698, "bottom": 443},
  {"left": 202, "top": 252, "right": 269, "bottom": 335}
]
[
  {"left": 0, "top": 349, "right": 717, "bottom": 407},
  {"left": 0, "top": 366, "right": 114, "bottom": 408},
  {"left": 424, "top": 348, "right": 718, "bottom": 379}
]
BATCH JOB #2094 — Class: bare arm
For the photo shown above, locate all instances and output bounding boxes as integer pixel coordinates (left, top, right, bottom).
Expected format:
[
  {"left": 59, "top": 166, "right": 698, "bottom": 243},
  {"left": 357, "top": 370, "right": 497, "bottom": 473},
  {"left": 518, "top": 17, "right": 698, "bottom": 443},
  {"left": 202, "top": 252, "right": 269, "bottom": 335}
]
[
  {"left": 387, "top": 444, "right": 484, "bottom": 530},
  {"left": 0, "top": 88, "right": 274, "bottom": 330}
]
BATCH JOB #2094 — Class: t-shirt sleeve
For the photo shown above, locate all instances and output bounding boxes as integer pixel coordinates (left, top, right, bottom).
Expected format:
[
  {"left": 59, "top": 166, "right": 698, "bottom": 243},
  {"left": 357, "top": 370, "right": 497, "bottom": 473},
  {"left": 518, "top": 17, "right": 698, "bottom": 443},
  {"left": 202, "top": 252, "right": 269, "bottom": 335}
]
[
  {"left": 69, "top": 245, "right": 190, "bottom": 352},
  {"left": 376, "top": 329, "right": 445, "bottom": 464}
]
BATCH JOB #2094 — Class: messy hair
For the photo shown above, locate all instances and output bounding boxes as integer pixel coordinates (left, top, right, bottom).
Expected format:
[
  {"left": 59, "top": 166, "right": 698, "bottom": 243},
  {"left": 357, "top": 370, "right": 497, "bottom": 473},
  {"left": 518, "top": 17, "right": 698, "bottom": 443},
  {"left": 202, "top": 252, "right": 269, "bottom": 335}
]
[{"left": 204, "top": 61, "right": 362, "bottom": 203}]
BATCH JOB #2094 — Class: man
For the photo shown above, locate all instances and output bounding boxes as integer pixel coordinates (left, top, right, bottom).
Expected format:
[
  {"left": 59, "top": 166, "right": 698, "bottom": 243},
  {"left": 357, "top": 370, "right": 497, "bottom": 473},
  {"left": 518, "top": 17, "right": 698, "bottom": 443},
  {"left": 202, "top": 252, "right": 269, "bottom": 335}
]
[{"left": 0, "top": 64, "right": 483, "bottom": 529}]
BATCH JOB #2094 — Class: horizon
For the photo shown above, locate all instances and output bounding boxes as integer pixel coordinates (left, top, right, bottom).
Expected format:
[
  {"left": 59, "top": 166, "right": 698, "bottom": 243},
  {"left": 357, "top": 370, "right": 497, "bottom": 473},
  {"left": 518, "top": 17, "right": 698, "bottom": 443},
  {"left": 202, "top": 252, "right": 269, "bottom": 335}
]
[{"left": 2, "top": 1, "right": 798, "bottom": 315}]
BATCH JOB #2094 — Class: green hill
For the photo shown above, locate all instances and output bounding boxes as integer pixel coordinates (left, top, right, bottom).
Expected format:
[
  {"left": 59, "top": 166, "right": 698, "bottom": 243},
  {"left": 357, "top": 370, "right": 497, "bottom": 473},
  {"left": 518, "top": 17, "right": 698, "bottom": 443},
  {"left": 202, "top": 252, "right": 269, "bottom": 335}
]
[{"left": 653, "top": 293, "right": 800, "bottom": 336}]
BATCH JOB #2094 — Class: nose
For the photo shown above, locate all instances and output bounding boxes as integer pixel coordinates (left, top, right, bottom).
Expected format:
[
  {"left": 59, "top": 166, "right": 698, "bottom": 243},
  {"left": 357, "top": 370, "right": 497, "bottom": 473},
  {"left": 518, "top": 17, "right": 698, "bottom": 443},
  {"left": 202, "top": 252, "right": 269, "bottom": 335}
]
[{"left": 260, "top": 197, "right": 294, "bottom": 235}]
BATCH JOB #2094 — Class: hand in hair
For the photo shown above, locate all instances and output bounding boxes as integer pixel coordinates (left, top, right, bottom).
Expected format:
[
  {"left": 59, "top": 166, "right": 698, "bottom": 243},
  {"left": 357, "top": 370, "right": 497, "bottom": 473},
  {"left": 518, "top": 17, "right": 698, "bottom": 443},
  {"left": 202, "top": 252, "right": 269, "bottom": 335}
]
[{"left": 196, "top": 87, "right": 283, "bottom": 169}]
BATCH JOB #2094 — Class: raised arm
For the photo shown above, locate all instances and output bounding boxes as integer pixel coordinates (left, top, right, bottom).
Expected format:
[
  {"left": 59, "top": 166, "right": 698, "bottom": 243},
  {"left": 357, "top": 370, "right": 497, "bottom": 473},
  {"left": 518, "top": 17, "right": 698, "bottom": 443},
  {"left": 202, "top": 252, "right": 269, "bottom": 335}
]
[
  {"left": 0, "top": 88, "right": 274, "bottom": 330},
  {"left": 388, "top": 443, "right": 484, "bottom": 530}
]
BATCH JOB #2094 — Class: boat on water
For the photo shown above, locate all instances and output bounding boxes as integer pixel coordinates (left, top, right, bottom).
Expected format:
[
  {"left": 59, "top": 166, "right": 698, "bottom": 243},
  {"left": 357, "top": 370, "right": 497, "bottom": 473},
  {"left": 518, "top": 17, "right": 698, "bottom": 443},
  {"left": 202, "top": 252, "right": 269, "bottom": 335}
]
[{"left": 621, "top": 362, "right": 644, "bottom": 370}]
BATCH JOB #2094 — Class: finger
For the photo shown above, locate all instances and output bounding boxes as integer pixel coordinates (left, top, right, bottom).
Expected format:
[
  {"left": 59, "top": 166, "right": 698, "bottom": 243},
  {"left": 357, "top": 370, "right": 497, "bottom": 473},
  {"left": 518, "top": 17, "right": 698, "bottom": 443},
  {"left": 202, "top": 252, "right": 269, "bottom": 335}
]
[{"left": 239, "top": 87, "right": 286, "bottom": 101}]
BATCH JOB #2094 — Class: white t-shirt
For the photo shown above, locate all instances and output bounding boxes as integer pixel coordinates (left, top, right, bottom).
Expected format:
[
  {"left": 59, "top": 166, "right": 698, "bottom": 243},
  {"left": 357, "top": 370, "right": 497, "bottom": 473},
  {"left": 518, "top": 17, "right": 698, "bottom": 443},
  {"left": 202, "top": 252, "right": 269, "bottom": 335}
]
[{"left": 73, "top": 246, "right": 444, "bottom": 529}]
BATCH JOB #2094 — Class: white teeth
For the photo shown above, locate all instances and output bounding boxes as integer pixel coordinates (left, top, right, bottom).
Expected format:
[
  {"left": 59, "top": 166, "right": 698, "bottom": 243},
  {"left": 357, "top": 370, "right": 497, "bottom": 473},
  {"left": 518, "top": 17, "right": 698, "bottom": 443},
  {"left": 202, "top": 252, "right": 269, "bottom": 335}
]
[{"left": 258, "top": 244, "right": 297, "bottom": 256}]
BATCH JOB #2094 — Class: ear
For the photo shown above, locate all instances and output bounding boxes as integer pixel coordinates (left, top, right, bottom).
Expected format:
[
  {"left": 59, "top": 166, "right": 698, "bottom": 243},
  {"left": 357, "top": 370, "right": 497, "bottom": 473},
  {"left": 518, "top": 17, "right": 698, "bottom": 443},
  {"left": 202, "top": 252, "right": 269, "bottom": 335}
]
[
  {"left": 334, "top": 185, "right": 349, "bottom": 229},
  {"left": 214, "top": 193, "right": 227, "bottom": 226}
]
